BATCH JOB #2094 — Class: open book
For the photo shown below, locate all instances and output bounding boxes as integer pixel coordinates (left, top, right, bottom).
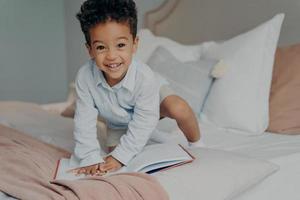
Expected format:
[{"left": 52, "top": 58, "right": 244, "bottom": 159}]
[{"left": 54, "top": 143, "right": 194, "bottom": 180}]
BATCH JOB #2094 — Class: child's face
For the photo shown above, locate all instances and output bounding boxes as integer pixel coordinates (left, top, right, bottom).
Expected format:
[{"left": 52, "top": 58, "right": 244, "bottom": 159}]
[{"left": 87, "top": 21, "right": 138, "bottom": 87}]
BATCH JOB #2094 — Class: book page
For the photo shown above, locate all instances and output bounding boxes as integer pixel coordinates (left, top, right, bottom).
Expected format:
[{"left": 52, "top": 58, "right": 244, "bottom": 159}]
[
  {"left": 125, "top": 143, "right": 193, "bottom": 172},
  {"left": 54, "top": 158, "right": 86, "bottom": 180},
  {"left": 54, "top": 143, "right": 193, "bottom": 180}
]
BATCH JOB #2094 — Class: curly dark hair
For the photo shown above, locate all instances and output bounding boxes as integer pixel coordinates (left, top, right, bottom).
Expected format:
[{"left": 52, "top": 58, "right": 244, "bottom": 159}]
[{"left": 76, "top": 0, "right": 137, "bottom": 45}]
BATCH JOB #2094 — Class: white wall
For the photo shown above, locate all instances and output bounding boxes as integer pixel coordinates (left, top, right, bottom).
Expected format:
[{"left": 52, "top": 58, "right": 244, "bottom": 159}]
[
  {"left": 0, "top": 0, "right": 68, "bottom": 103},
  {"left": 64, "top": 0, "right": 88, "bottom": 86}
]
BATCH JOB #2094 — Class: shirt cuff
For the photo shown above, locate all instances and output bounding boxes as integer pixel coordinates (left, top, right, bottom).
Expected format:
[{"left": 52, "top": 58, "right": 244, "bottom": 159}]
[
  {"left": 110, "top": 146, "right": 135, "bottom": 166},
  {"left": 79, "top": 152, "right": 104, "bottom": 167}
]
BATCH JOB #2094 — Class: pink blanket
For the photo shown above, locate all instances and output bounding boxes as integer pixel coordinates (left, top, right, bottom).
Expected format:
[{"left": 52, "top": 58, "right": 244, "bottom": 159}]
[{"left": 0, "top": 125, "right": 169, "bottom": 200}]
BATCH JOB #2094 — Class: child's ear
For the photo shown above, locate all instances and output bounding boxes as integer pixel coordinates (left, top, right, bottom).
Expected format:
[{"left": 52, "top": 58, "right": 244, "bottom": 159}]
[
  {"left": 85, "top": 43, "right": 94, "bottom": 58},
  {"left": 132, "top": 36, "right": 139, "bottom": 54}
]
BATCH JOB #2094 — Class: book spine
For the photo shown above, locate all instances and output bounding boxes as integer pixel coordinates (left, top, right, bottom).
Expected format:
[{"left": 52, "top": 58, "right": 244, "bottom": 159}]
[
  {"left": 53, "top": 159, "right": 61, "bottom": 180},
  {"left": 178, "top": 144, "right": 195, "bottom": 160}
]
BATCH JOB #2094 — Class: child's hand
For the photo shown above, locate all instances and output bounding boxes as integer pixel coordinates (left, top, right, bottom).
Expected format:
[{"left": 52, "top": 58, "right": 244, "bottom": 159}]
[
  {"left": 72, "top": 163, "right": 106, "bottom": 176},
  {"left": 100, "top": 156, "right": 123, "bottom": 172}
]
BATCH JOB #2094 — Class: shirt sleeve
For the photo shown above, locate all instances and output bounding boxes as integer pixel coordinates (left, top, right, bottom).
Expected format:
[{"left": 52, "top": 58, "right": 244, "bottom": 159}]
[
  {"left": 111, "top": 76, "right": 160, "bottom": 165},
  {"left": 73, "top": 69, "right": 104, "bottom": 167}
]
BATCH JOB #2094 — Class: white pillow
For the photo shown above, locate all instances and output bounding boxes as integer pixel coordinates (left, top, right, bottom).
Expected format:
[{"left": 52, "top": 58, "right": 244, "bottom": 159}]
[
  {"left": 135, "top": 29, "right": 202, "bottom": 63},
  {"left": 155, "top": 148, "right": 279, "bottom": 200},
  {"left": 200, "top": 14, "right": 284, "bottom": 135},
  {"left": 147, "top": 46, "right": 218, "bottom": 115}
]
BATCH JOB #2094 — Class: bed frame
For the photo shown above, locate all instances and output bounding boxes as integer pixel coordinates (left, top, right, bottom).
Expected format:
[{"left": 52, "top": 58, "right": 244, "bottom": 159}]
[{"left": 144, "top": 0, "right": 300, "bottom": 46}]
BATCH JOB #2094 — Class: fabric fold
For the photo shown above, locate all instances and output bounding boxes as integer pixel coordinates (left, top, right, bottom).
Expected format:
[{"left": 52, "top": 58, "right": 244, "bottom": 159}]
[{"left": 0, "top": 125, "right": 169, "bottom": 200}]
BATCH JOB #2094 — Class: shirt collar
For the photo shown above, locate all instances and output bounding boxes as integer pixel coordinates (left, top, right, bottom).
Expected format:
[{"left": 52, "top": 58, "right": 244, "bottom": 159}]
[
  {"left": 120, "top": 59, "right": 136, "bottom": 93},
  {"left": 92, "top": 59, "right": 137, "bottom": 93}
]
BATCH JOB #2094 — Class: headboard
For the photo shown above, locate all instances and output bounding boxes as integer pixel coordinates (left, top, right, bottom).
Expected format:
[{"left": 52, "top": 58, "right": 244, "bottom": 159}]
[{"left": 144, "top": 0, "right": 300, "bottom": 46}]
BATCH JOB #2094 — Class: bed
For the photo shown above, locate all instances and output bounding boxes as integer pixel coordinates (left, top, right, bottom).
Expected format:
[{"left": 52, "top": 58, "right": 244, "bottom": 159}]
[{"left": 1, "top": 0, "right": 300, "bottom": 199}]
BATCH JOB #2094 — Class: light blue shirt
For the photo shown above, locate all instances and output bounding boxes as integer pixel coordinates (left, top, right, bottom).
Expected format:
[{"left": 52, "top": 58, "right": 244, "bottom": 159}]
[{"left": 73, "top": 58, "right": 160, "bottom": 167}]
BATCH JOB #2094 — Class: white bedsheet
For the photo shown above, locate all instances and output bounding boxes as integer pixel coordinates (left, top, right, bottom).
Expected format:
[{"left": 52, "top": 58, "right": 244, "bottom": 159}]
[
  {"left": 1, "top": 103, "right": 300, "bottom": 200},
  {"left": 201, "top": 123, "right": 300, "bottom": 160},
  {"left": 204, "top": 124, "right": 300, "bottom": 200},
  {"left": 155, "top": 118, "right": 300, "bottom": 200},
  {"left": 237, "top": 152, "right": 300, "bottom": 200}
]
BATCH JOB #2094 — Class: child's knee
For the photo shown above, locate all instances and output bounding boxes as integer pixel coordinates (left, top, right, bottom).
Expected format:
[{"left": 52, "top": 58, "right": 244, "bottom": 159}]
[
  {"left": 167, "top": 96, "right": 191, "bottom": 120},
  {"left": 175, "top": 102, "right": 191, "bottom": 120}
]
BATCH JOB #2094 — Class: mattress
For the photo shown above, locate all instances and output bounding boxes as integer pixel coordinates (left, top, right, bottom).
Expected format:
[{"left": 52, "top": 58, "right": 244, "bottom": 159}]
[{"left": 1, "top": 102, "right": 300, "bottom": 200}]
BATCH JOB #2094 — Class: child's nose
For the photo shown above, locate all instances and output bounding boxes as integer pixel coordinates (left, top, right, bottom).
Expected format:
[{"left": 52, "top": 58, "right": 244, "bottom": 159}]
[{"left": 106, "top": 49, "right": 117, "bottom": 60}]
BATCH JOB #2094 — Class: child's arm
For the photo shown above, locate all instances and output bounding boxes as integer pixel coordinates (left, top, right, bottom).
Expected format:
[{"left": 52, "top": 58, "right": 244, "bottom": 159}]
[
  {"left": 73, "top": 66, "right": 105, "bottom": 168},
  {"left": 110, "top": 73, "right": 160, "bottom": 166}
]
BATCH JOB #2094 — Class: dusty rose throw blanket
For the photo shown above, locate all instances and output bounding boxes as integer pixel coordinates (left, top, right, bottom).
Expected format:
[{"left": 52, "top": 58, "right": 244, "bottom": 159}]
[{"left": 0, "top": 125, "right": 169, "bottom": 200}]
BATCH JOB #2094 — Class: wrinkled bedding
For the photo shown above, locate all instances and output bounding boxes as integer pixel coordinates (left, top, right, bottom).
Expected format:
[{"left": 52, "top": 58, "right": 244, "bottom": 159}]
[{"left": 0, "top": 124, "right": 168, "bottom": 200}]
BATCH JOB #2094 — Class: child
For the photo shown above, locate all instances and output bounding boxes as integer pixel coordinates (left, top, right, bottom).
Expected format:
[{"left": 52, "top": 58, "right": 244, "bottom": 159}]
[{"left": 73, "top": 0, "right": 202, "bottom": 176}]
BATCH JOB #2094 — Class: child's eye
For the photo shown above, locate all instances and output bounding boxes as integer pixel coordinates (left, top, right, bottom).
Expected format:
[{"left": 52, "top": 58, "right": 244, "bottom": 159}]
[
  {"left": 117, "top": 43, "right": 126, "bottom": 48},
  {"left": 96, "top": 45, "right": 105, "bottom": 51}
]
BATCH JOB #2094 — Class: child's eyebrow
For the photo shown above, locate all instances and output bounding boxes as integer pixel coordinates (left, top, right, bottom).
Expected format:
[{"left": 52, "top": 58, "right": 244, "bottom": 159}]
[
  {"left": 92, "top": 37, "right": 128, "bottom": 45},
  {"left": 92, "top": 40, "right": 103, "bottom": 45},
  {"left": 116, "top": 36, "right": 129, "bottom": 40}
]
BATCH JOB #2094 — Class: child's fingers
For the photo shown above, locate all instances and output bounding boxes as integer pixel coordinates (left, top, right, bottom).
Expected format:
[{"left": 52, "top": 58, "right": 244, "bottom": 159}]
[
  {"left": 101, "top": 163, "right": 117, "bottom": 172},
  {"left": 99, "top": 163, "right": 110, "bottom": 172},
  {"left": 76, "top": 166, "right": 92, "bottom": 175},
  {"left": 91, "top": 165, "right": 99, "bottom": 175},
  {"left": 95, "top": 169, "right": 107, "bottom": 176},
  {"left": 67, "top": 164, "right": 106, "bottom": 176},
  {"left": 90, "top": 164, "right": 107, "bottom": 176},
  {"left": 69, "top": 168, "right": 83, "bottom": 174},
  {"left": 78, "top": 168, "right": 87, "bottom": 175}
]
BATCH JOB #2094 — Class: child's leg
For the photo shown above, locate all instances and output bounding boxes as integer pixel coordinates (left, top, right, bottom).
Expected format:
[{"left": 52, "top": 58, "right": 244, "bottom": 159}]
[{"left": 160, "top": 95, "right": 200, "bottom": 142}]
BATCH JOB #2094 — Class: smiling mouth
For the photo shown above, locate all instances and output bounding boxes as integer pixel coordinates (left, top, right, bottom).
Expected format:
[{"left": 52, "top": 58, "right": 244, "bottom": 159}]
[{"left": 105, "top": 63, "right": 122, "bottom": 71}]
